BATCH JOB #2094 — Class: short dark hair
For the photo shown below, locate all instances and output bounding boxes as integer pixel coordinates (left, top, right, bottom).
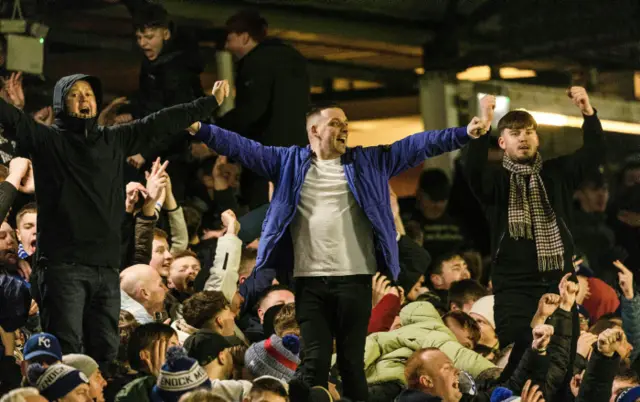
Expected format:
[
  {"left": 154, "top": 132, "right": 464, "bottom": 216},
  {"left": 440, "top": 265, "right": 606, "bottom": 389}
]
[
  {"left": 132, "top": 3, "right": 170, "bottom": 31},
  {"left": 448, "top": 280, "right": 489, "bottom": 310},
  {"left": 306, "top": 102, "right": 342, "bottom": 120},
  {"left": 256, "top": 284, "right": 294, "bottom": 311},
  {"left": 418, "top": 169, "right": 450, "bottom": 201},
  {"left": 442, "top": 310, "right": 481, "bottom": 346},
  {"left": 497, "top": 110, "right": 537, "bottom": 135},
  {"left": 182, "top": 291, "right": 230, "bottom": 329},
  {"left": 128, "top": 323, "right": 176, "bottom": 371},
  {"left": 405, "top": 347, "right": 440, "bottom": 389},
  {"left": 429, "top": 251, "right": 464, "bottom": 276},
  {"left": 172, "top": 249, "right": 198, "bottom": 262},
  {"left": 225, "top": 10, "right": 268, "bottom": 42},
  {"left": 239, "top": 248, "right": 257, "bottom": 277},
  {"left": 153, "top": 228, "right": 168, "bottom": 241},
  {"left": 248, "top": 377, "right": 289, "bottom": 400},
  {"left": 0, "top": 164, "right": 8, "bottom": 181},
  {"left": 274, "top": 303, "right": 298, "bottom": 337},
  {"left": 615, "top": 366, "right": 640, "bottom": 384}
]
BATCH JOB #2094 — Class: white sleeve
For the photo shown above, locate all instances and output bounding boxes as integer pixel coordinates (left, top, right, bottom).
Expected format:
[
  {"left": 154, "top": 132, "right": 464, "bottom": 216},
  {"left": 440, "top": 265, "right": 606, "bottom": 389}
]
[{"left": 203, "top": 233, "right": 243, "bottom": 302}]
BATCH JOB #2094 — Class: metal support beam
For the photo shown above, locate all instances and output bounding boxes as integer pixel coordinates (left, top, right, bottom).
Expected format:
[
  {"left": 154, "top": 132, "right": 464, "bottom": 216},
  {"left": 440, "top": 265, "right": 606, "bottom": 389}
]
[{"left": 85, "top": 1, "right": 433, "bottom": 49}]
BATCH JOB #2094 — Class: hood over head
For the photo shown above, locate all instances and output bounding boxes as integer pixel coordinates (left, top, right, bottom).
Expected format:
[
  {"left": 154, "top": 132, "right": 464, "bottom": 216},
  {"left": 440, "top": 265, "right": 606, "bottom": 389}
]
[{"left": 52, "top": 74, "right": 103, "bottom": 132}]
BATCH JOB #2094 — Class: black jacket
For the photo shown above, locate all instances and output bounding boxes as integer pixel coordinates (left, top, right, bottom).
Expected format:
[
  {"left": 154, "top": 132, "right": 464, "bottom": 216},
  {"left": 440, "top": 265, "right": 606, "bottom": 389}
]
[
  {"left": 2, "top": 74, "right": 219, "bottom": 268},
  {"left": 461, "top": 114, "right": 605, "bottom": 292},
  {"left": 216, "top": 38, "right": 310, "bottom": 147},
  {"left": 576, "top": 349, "right": 621, "bottom": 402}
]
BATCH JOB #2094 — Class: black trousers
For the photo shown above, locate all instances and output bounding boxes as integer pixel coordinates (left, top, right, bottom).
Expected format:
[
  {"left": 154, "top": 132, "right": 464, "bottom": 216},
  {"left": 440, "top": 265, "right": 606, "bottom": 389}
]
[
  {"left": 294, "top": 275, "right": 372, "bottom": 402},
  {"left": 39, "top": 263, "right": 120, "bottom": 368}
]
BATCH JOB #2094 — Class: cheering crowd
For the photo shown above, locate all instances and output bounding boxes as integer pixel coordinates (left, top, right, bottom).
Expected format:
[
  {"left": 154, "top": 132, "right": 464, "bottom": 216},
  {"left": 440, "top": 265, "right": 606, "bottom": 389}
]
[{"left": 1, "top": 1, "right": 640, "bottom": 402}]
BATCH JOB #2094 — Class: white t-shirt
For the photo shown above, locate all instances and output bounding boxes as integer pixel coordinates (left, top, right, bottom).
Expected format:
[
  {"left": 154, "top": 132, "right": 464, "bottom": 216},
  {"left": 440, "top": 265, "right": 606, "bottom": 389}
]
[{"left": 290, "top": 157, "right": 376, "bottom": 277}]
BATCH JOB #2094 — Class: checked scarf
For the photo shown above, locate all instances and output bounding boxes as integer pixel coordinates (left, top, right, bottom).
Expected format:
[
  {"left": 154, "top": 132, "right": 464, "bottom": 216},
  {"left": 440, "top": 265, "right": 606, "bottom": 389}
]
[{"left": 502, "top": 153, "right": 564, "bottom": 271}]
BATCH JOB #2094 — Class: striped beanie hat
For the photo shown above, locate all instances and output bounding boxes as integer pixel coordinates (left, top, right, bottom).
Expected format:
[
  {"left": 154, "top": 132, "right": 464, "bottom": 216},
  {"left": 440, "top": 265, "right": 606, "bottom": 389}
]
[
  {"left": 245, "top": 334, "right": 300, "bottom": 381},
  {"left": 27, "top": 363, "right": 89, "bottom": 401},
  {"left": 151, "top": 346, "right": 211, "bottom": 402}
]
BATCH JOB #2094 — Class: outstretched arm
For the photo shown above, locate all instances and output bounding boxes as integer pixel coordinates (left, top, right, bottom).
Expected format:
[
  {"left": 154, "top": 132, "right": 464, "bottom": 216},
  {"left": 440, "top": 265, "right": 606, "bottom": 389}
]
[
  {"left": 375, "top": 116, "right": 488, "bottom": 178},
  {"left": 108, "top": 81, "right": 229, "bottom": 154},
  {"left": 0, "top": 98, "right": 51, "bottom": 155},
  {"left": 189, "top": 122, "right": 285, "bottom": 183}
]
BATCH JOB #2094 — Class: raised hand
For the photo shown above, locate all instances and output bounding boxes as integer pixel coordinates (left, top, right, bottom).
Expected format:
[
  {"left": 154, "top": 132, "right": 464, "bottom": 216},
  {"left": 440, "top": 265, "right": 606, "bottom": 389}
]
[
  {"left": 597, "top": 327, "right": 626, "bottom": 357},
  {"left": 212, "top": 80, "right": 230, "bottom": 106},
  {"left": 531, "top": 293, "right": 560, "bottom": 328},
  {"left": 221, "top": 209, "right": 240, "bottom": 235},
  {"left": 577, "top": 331, "right": 598, "bottom": 358},
  {"left": 567, "top": 86, "right": 594, "bottom": 116},
  {"left": 520, "top": 380, "right": 545, "bottom": 402},
  {"left": 125, "top": 182, "right": 148, "bottom": 213},
  {"left": 3, "top": 72, "right": 25, "bottom": 110},
  {"left": 127, "top": 154, "right": 146, "bottom": 170},
  {"left": 614, "top": 260, "right": 635, "bottom": 300},
  {"left": 532, "top": 324, "right": 554, "bottom": 353},
  {"left": 144, "top": 158, "right": 169, "bottom": 204},
  {"left": 538, "top": 294, "right": 561, "bottom": 318},
  {"left": 559, "top": 273, "right": 579, "bottom": 311},
  {"left": 467, "top": 116, "right": 489, "bottom": 138},
  {"left": 372, "top": 272, "right": 391, "bottom": 307},
  {"left": 187, "top": 121, "right": 201, "bottom": 135},
  {"left": 480, "top": 95, "right": 496, "bottom": 127},
  {"left": 8, "top": 157, "right": 34, "bottom": 193},
  {"left": 33, "top": 106, "right": 54, "bottom": 126},
  {"left": 98, "top": 96, "right": 129, "bottom": 126}
]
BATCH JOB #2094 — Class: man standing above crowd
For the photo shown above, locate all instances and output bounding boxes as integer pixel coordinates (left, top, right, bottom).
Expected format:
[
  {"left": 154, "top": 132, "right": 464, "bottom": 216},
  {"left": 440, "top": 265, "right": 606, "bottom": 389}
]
[
  {"left": 0, "top": 74, "right": 228, "bottom": 368},
  {"left": 187, "top": 102, "right": 489, "bottom": 401},
  {"left": 118, "top": 0, "right": 205, "bottom": 201},
  {"left": 463, "top": 87, "right": 604, "bottom": 377},
  {"left": 217, "top": 10, "right": 310, "bottom": 208}
]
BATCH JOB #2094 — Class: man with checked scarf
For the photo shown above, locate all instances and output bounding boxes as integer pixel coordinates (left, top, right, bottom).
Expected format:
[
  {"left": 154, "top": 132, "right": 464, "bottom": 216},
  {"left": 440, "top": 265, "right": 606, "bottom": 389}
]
[{"left": 462, "top": 87, "right": 604, "bottom": 381}]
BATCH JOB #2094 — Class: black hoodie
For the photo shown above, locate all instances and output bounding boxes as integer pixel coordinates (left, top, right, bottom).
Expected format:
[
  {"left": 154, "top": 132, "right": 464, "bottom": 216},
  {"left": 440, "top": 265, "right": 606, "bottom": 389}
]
[{"left": 2, "top": 73, "right": 219, "bottom": 268}]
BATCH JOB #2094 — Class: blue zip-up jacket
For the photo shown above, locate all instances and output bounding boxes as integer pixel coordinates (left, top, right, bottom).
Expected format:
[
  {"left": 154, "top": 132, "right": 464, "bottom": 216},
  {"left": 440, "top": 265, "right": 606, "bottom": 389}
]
[{"left": 194, "top": 123, "right": 472, "bottom": 304}]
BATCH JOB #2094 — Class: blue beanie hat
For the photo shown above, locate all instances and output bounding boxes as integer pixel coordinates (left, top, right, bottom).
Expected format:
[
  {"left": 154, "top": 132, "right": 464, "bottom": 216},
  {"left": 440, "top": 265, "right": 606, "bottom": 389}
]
[
  {"left": 27, "top": 363, "right": 89, "bottom": 401},
  {"left": 245, "top": 334, "right": 300, "bottom": 382},
  {"left": 617, "top": 386, "right": 640, "bottom": 402},
  {"left": 151, "top": 346, "right": 212, "bottom": 402},
  {"left": 491, "top": 387, "right": 514, "bottom": 402}
]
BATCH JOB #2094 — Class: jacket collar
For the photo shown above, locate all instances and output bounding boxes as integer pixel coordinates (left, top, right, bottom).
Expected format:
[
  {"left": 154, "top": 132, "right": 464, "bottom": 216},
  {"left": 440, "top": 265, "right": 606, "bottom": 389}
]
[{"left": 120, "top": 290, "right": 155, "bottom": 324}]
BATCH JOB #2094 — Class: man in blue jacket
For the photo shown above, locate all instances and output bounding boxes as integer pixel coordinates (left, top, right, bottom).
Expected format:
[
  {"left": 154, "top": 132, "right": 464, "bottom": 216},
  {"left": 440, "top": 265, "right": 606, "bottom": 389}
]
[{"left": 187, "top": 102, "right": 488, "bottom": 401}]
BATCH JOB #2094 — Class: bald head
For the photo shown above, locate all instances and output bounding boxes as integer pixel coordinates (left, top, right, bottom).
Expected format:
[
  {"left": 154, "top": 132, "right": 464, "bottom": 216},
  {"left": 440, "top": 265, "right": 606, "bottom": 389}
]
[{"left": 121, "top": 264, "right": 167, "bottom": 314}]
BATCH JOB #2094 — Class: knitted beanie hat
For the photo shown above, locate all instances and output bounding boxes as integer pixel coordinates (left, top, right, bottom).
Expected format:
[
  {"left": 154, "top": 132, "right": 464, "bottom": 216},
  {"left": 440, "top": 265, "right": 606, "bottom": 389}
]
[
  {"left": 27, "top": 363, "right": 89, "bottom": 401},
  {"left": 617, "top": 386, "right": 640, "bottom": 402},
  {"left": 150, "top": 346, "right": 212, "bottom": 402},
  {"left": 62, "top": 354, "right": 99, "bottom": 379},
  {"left": 470, "top": 295, "right": 495, "bottom": 329},
  {"left": 245, "top": 334, "right": 300, "bottom": 381}
]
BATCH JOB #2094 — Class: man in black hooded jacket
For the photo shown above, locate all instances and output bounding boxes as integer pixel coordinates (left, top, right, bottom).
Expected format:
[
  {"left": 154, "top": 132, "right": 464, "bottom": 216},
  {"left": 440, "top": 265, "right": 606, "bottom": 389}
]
[{"left": 0, "top": 73, "right": 226, "bottom": 367}]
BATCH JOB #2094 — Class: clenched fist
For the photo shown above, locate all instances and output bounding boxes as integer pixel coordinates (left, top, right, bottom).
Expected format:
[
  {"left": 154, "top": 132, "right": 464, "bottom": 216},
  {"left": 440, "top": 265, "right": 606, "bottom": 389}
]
[
  {"left": 567, "top": 87, "right": 594, "bottom": 116},
  {"left": 597, "top": 327, "right": 626, "bottom": 357},
  {"left": 467, "top": 116, "right": 489, "bottom": 138},
  {"left": 480, "top": 95, "right": 496, "bottom": 128},
  {"left": 532, "top": 324, "right": 554, "bottom": 352},
  {"left": 212, "top": 80, "right": 230, "bottom": 106}
]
